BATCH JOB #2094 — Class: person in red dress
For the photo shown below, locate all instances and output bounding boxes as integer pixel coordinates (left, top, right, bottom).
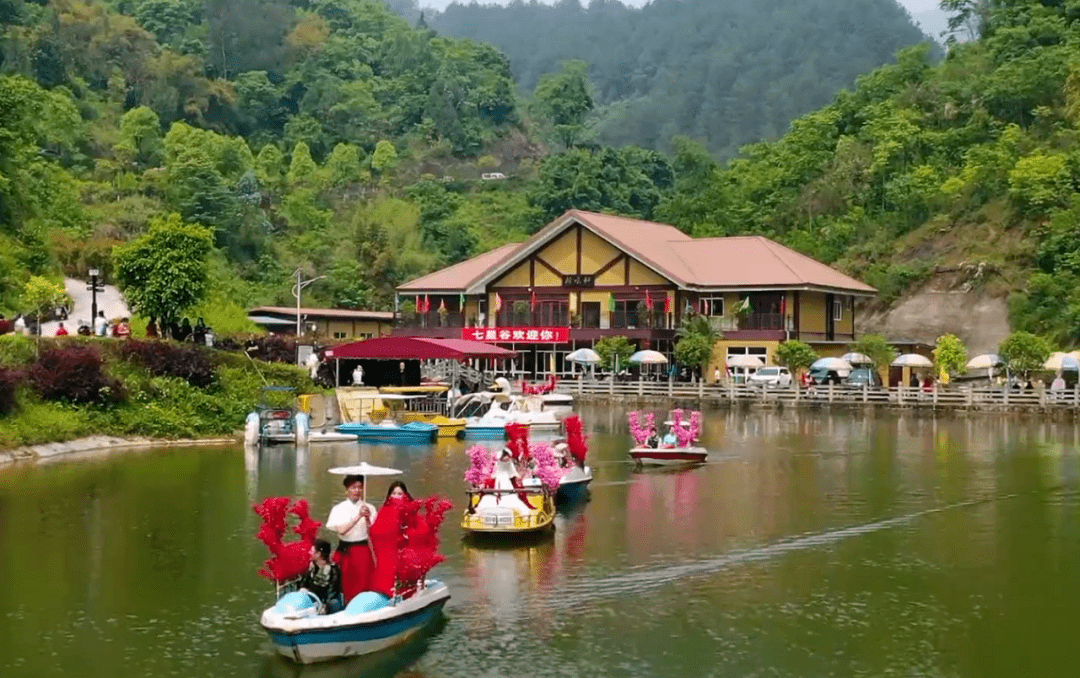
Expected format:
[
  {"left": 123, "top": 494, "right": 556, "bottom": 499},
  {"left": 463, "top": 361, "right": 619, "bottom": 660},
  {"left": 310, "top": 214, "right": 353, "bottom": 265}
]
[
  {"left": 325, "top": 475, "right": 378, "bottom": 604},
  {"left": 54, "top": 322, "right": 69, "bottom": 337},
  {"left": 369, "top": 481, "right": 435, "bottom": 599}
]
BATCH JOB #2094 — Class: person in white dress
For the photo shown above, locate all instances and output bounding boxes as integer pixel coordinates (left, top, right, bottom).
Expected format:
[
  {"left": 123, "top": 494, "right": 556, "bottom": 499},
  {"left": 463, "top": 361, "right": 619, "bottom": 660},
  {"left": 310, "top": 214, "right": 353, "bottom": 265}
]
[
  {"left": 325, "top": 475, "right": 378, "bottom": 603},
  {"left": 352, "top": 364, "right": 364, "bottom": 386}
]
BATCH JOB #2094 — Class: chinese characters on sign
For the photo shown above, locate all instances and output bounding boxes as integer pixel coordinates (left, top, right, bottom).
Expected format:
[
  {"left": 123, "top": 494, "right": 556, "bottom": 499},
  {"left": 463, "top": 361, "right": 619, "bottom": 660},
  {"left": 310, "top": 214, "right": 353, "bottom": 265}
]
[
  {"left": 561, "top": 274, "right": 595, "bottom": 288},
  {"left": 461, "top": 327, "right": 570, "bottom": 343}
]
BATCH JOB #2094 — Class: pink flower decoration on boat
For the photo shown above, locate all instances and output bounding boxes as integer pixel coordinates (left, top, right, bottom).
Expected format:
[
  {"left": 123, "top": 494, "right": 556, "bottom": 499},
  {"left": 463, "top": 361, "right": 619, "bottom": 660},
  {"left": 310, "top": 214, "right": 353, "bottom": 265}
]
[
  {"left": 627, "top": 411, "right": 654, "bottom": 446},
  {"left": 464, "top": 445, "right": 496, "bottom": 486},
  {"left": 530, "top": 442, "right": 565, "bottom": 491}
]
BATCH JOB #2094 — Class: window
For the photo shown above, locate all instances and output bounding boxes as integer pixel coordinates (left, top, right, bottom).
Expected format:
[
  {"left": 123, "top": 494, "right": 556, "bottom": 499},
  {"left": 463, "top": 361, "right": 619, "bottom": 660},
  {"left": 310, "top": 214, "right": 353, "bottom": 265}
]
[
  {"left": 699, "top": 296, "right": 724, "bottom": 317},
  {"left": 333, "top": 331, "right": 348, "bottom": 339},
  {"left": 833, "top": 299, "right": 842, "bottom": 321}
]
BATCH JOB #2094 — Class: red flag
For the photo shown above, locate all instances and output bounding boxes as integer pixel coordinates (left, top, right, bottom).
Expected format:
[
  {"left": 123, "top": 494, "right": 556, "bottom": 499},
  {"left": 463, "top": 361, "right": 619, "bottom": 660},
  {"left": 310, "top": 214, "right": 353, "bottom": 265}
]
[
  {"left": 780, "top": 296, "right": 786, "bottom": 316},
  {"left": 645, "top": 289, "right": 652, "bottom": 309},
  {"left": 424, "top": 295, "right": 431, "bottom": 313},
  {"left": 531, "top": 290, "right": 537, "bottom": 310},
  {"left": 664, "top": 294, "right": 672, "bottom": 314}
]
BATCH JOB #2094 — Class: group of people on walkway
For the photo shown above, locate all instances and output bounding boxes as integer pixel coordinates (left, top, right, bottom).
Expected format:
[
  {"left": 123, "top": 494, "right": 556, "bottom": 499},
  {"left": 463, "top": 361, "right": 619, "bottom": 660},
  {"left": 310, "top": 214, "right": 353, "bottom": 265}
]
[
  {"left": 145, "top": 316, "right": 212, "bottom": 344},
  {"left": 297, "top": 475, "right": 426, "bottom": 613}
]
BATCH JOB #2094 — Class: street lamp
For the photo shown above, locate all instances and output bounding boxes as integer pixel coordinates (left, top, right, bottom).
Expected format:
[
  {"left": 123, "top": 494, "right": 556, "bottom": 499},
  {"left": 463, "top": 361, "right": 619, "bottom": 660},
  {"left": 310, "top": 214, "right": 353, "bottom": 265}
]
[
  {"left": 292, "top": 269, "right": 325, "bottom": 337},
  {"left": 87, "top": 268, "right": 104, "bottom": 325}
]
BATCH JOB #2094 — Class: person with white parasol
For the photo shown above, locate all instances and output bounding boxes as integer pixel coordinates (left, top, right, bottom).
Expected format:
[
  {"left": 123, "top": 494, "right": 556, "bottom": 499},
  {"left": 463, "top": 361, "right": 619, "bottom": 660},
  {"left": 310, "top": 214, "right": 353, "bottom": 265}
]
[{"left": 325, "top": 463, "right": 401, "bottom": 604}]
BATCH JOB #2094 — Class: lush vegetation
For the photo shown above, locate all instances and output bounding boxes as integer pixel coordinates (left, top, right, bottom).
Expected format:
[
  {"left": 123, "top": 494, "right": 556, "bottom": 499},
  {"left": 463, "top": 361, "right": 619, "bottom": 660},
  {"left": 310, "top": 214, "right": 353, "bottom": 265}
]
[
  {"left": 0, "top": 334, "right": 316, "bottom": 448},
  {"left": 430, "top": 0, "right": 933, "bottom": 157}
]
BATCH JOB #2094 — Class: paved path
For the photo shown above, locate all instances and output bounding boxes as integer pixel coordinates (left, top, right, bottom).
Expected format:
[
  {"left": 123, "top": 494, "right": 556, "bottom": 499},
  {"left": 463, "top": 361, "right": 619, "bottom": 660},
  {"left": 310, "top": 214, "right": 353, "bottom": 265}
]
[{"left": 41, "top": 278, "right": 130, "bottom": 336}]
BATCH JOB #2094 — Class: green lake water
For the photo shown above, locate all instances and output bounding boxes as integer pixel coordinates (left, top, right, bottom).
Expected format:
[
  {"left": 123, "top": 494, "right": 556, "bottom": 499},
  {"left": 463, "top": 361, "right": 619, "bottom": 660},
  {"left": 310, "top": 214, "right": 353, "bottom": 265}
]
[{"left": 2, "top": 406, "right": 1079, "bottom": 677}]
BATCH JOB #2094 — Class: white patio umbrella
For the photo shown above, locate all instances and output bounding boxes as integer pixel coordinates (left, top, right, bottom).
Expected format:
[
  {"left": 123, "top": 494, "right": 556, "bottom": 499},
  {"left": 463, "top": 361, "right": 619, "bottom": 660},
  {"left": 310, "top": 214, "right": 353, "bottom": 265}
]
[
  {"left": 629, "top": 350, "right": 668, "bottom": 364},
  {"left": 565, "top": 348, "right": 601, "bottom": 364},
  {"left": 810, "top": 357, "right": 853, "bottom": 372},
  {"left": 841, "top": 352, "right": 873, "bottom": 365},
  {"left": 966, "top": 354, "right": 1004, "bottom": 370},
  {"left": 891, "top": 353, "right": 933, "bottom": 368},
  {"left": 1044, "top": 352, "right": 1080, "bottom": 371},
  {"left": 727, "top": 354, "right": 765, "bottom": 368},
  {"left": 328, "top": 462, "right": 403, "bottom": 501}
]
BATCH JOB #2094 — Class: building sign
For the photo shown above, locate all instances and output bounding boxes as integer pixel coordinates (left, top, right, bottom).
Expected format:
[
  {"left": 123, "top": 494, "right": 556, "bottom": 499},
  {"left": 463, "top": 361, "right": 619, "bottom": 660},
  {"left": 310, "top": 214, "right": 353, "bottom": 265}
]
[
  {"left": 462, "top": 327, "right": 570, "bottom": 343},
  {"left": 562, "top": 274, "right": 595, "bottom": 288}
]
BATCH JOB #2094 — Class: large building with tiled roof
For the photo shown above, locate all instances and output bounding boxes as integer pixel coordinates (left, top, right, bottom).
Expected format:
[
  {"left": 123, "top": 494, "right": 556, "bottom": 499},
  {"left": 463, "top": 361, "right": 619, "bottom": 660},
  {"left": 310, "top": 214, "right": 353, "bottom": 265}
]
[{"left": 394, "top": 210, "right": 876, "bottom": 378}]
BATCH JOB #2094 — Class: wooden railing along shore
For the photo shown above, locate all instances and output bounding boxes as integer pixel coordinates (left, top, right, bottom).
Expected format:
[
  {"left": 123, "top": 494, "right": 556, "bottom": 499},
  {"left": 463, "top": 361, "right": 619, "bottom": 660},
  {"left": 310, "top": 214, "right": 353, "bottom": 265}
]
[{"left": 568, "top": 379, "right": 1080, "bottom": 415}]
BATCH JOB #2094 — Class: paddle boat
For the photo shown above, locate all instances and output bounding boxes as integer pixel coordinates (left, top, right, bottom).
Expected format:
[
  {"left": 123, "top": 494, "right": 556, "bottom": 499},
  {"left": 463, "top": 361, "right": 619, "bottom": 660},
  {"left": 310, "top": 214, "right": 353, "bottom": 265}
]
[
  {"left": 245, "top": 386, "right": 314, "bottom": 446},
  {"left": 336, "top": 419, "right": 438, "bottom": 444},
  {"left": 256, "top": 463, "right": 452, "bottom": 664},
  {"left": 454, "top": 378, "right": 568, "bottom": 439},
  {"left": 400, "top": 411, "right": 467, "bottom": 438},
  {"left": 334, "top": 392, "right": 438, "bottom": 444},
  {"left": 551, "top": 416, "right": 592, "bottom": 503},
  {"left": 461, "top": 442, "right": 556, "bottom": 535},
  {"left": 627, "top": 410, "right": 708, "bottom": 466}
]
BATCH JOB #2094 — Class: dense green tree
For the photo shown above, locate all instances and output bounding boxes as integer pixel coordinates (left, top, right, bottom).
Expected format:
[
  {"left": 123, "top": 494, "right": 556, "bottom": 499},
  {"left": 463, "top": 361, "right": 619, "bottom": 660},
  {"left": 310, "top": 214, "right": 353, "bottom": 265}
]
[
  {"left": 999, "top": 331, "right": 1052, "bottom": 380},
  {"left": 205, "top": 0, "right": 294, "bottom": 79},
  {"left": 595, "top": 335, "right": 634, "bottom": 373},
  {"left": 849, "top": 334, "right": 897, "bottom": 371},
  {"left": 775, "top": 340, "right": 819, "bottom": 374},
  {"left": 113, "top": 213, "right": 214, "bottom": 323},
  {"left": 532, "top": 59, "right": 594, "bottom": 148}
]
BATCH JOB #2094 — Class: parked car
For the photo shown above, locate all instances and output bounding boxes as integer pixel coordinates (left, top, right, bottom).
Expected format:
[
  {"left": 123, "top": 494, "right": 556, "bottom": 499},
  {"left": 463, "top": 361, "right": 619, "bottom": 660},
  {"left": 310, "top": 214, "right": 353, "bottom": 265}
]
[
  {"left": 748, "top": 366, "right": 793, "bottom": 388},
  {"left": 809, "top": 368, "right": 844, "bottom": 385},
  {"left": 842, "top": 368, "right": 883, "bottom": 389}
]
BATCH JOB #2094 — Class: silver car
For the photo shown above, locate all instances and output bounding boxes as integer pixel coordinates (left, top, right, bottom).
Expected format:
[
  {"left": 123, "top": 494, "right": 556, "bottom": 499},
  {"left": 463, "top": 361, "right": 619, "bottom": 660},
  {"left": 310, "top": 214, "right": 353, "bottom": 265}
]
[{"left": 747, "top": 366, "right": 793, "bottom": 387}]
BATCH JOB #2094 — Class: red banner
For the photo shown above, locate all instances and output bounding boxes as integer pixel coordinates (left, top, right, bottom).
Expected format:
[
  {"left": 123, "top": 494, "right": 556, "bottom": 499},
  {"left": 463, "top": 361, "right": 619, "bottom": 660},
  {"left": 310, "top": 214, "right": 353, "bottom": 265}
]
[{"left": 462, "top": 327, "right": 570, "bottom": 343}]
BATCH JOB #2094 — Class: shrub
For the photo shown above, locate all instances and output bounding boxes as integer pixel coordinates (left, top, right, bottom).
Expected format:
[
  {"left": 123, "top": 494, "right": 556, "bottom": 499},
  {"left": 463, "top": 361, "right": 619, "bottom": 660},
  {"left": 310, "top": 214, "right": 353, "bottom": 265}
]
[
  {"left": 0, "top": 368, "right": 23, "bottom": 416},
  {"left": 29, "top": 345, "right": 124, "bottom": 405},
  {"left": 119, "top": 340, "right": 216, "bottom": 388}
]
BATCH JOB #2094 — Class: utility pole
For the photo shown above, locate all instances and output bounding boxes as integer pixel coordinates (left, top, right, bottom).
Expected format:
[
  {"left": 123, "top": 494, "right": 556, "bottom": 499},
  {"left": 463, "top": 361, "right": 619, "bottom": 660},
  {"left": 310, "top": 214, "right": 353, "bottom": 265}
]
[{"left": 292, "top": 269, "right": 325, "bottom": 363}]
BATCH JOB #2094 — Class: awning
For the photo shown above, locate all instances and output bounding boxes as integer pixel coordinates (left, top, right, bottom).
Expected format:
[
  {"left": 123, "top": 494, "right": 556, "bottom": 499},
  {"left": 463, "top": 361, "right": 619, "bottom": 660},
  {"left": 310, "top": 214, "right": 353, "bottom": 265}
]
[
  {"left": 248, "top": 315, "right": 296, "bottom": 326},
  {"left": 324, "top": 336, "right": 517, "bottom": 360}
]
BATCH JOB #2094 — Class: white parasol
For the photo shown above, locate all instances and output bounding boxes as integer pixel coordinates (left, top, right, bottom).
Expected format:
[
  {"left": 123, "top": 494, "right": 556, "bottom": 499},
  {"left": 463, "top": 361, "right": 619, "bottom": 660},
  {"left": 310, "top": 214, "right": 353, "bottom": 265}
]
[
  {"left": 727, "top": 354, "right": 765, "bottom": 368},
  {"left": 1044, "top": 352, "right": 1080, "bottom": 371},
  {"left": 966, "top": 353, "right": 1003, "bottom": 370},
  {"left": 329, "top": 462, "right": 402, "bottom": 501},
  {"left": 566, "top": 348, "right": 601, "bottom": 364},
  {"left": 841, "top": 352, "right": 873, "bottom": 365},
  {"left": 811, "top": 357, "right": 853, "bottom": 372},
  {"left": 629, "top": 350, "right": 668, "bottom": 364},
  {"left": 891, "top": 353, "right": 933, "bottom": 368}
]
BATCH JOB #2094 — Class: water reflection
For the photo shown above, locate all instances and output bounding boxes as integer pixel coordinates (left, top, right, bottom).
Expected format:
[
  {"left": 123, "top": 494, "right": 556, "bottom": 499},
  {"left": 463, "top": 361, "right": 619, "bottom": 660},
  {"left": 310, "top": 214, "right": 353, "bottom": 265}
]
[{"left": 3, "top": 409, "right": 1080, "bottom": 678}]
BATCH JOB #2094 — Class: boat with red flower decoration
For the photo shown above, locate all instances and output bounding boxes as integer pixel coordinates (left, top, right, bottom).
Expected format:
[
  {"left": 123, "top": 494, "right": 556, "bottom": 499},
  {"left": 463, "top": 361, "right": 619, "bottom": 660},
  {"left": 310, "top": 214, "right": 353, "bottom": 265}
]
[
  {"left": 550, "top": 415, "right": 592, "bottom": 504},
  {"left": 627, "top": 410, "right": 708, "bottom": 465},
  {"left": 254, "top": 465, "right": 452, "bottom": 664},
  {"left": 460, "top": 423, "right": 564, "bottom": 534}
]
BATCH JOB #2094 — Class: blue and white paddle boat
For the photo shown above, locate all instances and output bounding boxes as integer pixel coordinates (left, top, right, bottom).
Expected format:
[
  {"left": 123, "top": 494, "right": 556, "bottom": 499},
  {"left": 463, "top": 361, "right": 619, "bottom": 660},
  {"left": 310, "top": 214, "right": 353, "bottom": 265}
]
[
  {"left": 261, "top": 582, "right": 451, "bottom": 664},
  {"left": 259, "top": 462, "right": 450, "bottom": 664},
  {"left": 336, "top": 420, "right": 438, "bottom": 444}
]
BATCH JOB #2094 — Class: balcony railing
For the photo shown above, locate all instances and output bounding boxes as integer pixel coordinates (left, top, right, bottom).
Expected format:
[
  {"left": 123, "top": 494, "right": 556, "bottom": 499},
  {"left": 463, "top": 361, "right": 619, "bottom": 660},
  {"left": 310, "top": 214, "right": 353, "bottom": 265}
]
[
  {"left": 737, "top": 312, "right": 785, "bottom": 331},
  {"left": 396, "top": 312, "right": 467, "bottom": 328},
  {"left": 496, "top": 310, "right": 570, "bottom": 327},
  {"left": 610, "top": 310, "right": 671, "bottom": 330}
]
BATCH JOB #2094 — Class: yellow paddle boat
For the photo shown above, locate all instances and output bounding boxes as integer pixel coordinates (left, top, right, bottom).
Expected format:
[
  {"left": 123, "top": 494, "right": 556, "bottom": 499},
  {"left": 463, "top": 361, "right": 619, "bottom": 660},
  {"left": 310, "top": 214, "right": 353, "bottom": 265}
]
[
  {"left": 461, "top": 485, "right": 555, "bottom": 534},
  {"left": 400, "top": 411, "right": 467, "bottom": 438}
]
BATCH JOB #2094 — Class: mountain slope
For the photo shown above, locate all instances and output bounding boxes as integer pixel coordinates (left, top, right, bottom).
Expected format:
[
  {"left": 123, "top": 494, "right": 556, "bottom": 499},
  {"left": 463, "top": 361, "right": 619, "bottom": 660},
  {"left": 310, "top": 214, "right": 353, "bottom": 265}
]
[{"left": 430, "top": 0, "right": 934, "bottom": 157}]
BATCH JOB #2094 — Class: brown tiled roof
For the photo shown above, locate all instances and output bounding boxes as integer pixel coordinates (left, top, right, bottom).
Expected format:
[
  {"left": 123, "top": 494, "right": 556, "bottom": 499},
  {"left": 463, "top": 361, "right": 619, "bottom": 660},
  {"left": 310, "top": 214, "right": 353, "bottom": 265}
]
[
  {"left": 401, "top": 210, "right": 876, "bottom": 295},
  {"left": 397, "top": 243, "right": 522, "bottom": 292},
  {"left": 249, "top": 306, "right": 395, "bottom": 321}
]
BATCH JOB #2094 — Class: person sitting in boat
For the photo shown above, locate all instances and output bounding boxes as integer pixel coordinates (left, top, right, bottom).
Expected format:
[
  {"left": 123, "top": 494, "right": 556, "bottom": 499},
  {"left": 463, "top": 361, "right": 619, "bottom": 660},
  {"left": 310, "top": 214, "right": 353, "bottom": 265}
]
[
  {"left": 325, "top": 475, "right": 378, "bottom": 604},
  {"left": 494, "top": 450, "right": 519, "bottom": 489},
  {"left": 299, "top": 538, "right": 343, "bottom": 614},
  {"left": 646, "top": 427, "right": 660, "bottom": 449},
  {"left": 662, "top": 424, "right": 678, "bottom": 447}
]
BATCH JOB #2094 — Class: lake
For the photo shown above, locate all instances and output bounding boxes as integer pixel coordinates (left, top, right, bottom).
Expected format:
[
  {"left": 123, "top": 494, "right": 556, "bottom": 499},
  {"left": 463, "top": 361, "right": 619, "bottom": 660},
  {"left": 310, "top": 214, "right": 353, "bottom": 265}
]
[{"left": 2, "top": 406, "right": 1078, "bottom": 677}]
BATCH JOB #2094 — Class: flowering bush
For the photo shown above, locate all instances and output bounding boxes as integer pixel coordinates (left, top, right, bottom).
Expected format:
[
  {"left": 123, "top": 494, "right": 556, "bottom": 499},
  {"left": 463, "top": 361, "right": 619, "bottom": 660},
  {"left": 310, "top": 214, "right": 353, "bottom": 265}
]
[
  {"left": 464, "top": 444, "right": 496, "bottom": 486},
  {"left": 119, "top": 340, "right": 216, "bottom": 387},
  {"left": 29, "top": 344, "right": 124, "bottom": 405},
  {"left": 253, "top": 497, "right": 322, "bottom": 584},
  {"left": 627, "top": 410, "right": 654, "bottom": 446}
]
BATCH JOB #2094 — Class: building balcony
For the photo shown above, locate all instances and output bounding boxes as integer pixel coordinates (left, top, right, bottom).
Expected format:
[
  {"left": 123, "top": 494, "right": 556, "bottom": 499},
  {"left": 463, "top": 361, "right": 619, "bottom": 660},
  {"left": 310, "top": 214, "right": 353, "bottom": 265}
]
[
  {"left": 737, "top": 312, "right": 786, "bottom": 331},
  {"left": 395, "top": 312, "right": 467, "bottom": 329}
]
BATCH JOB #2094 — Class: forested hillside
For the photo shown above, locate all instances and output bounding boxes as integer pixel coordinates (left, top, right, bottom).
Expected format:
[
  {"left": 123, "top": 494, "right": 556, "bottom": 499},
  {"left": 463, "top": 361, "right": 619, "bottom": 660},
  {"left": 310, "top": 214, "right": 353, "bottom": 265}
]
[
  {"left": 4, "top": 0, "right": 1080, "bottom": 349},
  {"left": 430, "top": 0, "right": 933, "bottom": 157}
]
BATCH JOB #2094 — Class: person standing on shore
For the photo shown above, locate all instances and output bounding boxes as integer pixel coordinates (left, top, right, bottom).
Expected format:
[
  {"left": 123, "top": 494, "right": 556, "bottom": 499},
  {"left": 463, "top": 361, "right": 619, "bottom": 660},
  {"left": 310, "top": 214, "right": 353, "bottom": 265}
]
[{"left": 325, "top": 475, "right": 378, "bottom": 604}]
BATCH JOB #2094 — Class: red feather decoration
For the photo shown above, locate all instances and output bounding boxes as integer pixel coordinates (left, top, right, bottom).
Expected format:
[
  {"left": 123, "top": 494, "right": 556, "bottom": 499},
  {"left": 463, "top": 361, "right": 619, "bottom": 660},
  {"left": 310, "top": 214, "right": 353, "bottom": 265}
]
[
  {"left": 253, "top": 497, "right": 322, "bottom": 584},
  {"left": 564, "top": 415, "right": 589, "bottom": 465},
  {"left": 505, "top": 422, "right": 531, "bottom": 461}
]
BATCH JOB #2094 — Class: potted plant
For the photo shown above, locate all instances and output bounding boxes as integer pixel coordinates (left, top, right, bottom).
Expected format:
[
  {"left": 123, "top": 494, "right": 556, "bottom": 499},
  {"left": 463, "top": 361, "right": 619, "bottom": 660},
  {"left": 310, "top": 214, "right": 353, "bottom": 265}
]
[
  {"left": 513, "top": 300, "right": 529, "bottom": 324},
  {"left": 635, "top": 300, "right": 649, "bottom": 328}
]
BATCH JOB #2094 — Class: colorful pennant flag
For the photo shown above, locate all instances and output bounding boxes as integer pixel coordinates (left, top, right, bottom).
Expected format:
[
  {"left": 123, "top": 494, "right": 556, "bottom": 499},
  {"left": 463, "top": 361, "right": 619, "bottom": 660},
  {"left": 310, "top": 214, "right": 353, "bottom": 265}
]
[
  {"left": 424, "top": 295, "right": 431, "bottom": 313},
  {"left": 608, "top": 294, "right": 616, "bottom": 312},
  {"left": 439, "top": 298, "right": 446, "bottom": 312},
  {"left": 664, "top": 294, "right": 672, "bottom": 314},
  {"left": 531, "top": 290, "right": 538, "bottom": 311},
  {"left": 495, "top": 293, "right": 503, "bottom": 312},
  {"left": 645, "top": 289, "right": 652, "bottom": 309},
  {"left": 459, "top": 292, "right": 466, "bottom": 308}
]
